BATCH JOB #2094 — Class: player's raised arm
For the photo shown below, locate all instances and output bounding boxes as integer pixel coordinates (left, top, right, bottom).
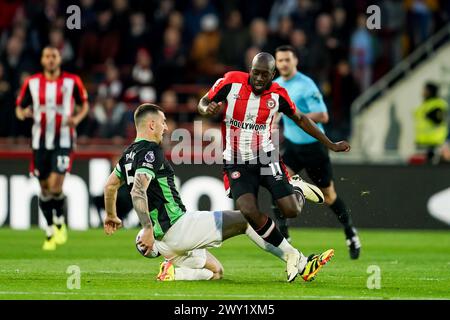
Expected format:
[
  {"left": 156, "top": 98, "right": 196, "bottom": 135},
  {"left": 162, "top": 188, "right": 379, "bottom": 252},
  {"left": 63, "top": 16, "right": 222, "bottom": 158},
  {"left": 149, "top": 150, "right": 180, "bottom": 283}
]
[
  {"left": 130, "top": 172, "right": 155, "bottom": 256},
  {"left": 288, "top": 110, "right": 350, "bottom": 152},
  {"left": 198, "top": 76, "right": 232, "bottom": 117},
  {"left": 103, "top": 170, "right": 124, "bottom": 235}
]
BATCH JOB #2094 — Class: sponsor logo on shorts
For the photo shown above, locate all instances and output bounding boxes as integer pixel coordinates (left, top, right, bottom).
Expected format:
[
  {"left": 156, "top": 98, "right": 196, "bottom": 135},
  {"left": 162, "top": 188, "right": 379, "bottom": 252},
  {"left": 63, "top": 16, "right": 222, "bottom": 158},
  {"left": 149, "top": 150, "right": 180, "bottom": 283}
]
[
  {"left": 145, "top": 151, "right": 155, "bottom": 163},
  {"left": 231, "top": 171, "right": 240, "bottom": 179}
]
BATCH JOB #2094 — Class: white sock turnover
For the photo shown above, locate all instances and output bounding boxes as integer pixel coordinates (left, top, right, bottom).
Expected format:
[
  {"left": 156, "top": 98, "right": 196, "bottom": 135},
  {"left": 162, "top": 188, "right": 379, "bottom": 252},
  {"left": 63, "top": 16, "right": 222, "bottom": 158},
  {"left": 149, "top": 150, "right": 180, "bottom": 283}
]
[
  {"left": 245, "top": 225, "right": 305, "bottom": 262},
  {"left": 174, "top": 267, "right": 214, "bottom": 281}
]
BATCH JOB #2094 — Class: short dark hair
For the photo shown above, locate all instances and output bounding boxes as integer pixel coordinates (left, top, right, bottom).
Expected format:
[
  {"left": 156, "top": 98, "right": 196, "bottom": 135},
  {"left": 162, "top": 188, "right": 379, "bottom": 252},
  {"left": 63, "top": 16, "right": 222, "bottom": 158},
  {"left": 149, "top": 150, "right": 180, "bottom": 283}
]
[
  {"left": 134, "top": 103, "right": 163, "bottom": 125},
  {"left": 42, "top": 46, "right": 61, "bottom": 55},
  {"left": 275, "top": 45, "right": 298, "bottom": 58}
]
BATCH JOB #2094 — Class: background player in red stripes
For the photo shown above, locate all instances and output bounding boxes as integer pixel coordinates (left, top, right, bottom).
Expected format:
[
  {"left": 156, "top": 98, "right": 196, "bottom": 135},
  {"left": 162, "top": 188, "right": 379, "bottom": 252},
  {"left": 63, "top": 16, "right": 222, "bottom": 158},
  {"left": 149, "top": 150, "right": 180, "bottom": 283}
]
[
  {"left": 16, "top": 46, "right": 89, "bottom": 250},
  {"left": 197, "top": 52, "right": 350, "bottom": 281}
]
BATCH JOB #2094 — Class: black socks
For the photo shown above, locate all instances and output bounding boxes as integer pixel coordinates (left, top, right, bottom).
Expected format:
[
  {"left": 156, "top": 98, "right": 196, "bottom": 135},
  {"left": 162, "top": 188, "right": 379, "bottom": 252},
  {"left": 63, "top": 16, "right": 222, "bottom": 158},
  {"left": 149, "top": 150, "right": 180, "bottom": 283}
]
[
  {"left": 272, "top": 203, "right": 289, "bottom": 239},
  {"left": 38, "top": 196, "right": 53, "bottom": 227},
  {"left": 329, "top": 197, "right": 355, "bottom": 238},
  {"left": 51, "top": 193, "right": 67, "bottom": 228},
  {"left": 254, "top": 216, "right": 284, "bottom": 247}
]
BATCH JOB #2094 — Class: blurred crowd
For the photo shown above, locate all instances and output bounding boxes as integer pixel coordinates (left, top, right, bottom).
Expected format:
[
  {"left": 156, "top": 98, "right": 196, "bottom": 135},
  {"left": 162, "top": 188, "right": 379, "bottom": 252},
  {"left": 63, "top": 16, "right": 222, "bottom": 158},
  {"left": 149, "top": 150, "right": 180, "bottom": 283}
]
[{"left": 0, "top": 0, "right": 449, "bottom": 143}]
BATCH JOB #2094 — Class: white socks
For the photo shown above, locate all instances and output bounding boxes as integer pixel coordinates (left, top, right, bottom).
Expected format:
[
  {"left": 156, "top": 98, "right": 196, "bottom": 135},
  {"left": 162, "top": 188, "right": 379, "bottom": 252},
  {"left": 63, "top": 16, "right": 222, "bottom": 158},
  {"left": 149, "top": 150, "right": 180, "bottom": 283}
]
[
  {"left": 53, "top": 215, "right": 65, "bottom": 225},
  {"left": 297, "top": 253, "right": 308, "bottom": 273},
  {"left": 278, "top": 238, "right": 300, "bottom": 260},
  {"left": 170, "top": 224, "right": 310, "bottom": 281},
  {"left": 245, "top": 225, "right": 307, "bottom": 270},
  {"left": 40, "top": 194, "right": 52, "bottom": 202},
  {"left": 245, "top": 225, "right": 286, "bottom": 261},
  {"left": 174, "top": 267, "right": 214, "bottom": 281},
  {"left": 45, "top": 225, "right": 54, "bottom": 238}
]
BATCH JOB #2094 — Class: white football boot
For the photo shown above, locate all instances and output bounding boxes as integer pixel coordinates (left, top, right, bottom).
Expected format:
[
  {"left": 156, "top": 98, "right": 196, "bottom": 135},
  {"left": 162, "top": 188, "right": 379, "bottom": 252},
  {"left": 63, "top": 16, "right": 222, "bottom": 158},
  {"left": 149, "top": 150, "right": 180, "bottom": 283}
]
[{"left": 290, "top": 175, "right": 324, "bottom": 204}]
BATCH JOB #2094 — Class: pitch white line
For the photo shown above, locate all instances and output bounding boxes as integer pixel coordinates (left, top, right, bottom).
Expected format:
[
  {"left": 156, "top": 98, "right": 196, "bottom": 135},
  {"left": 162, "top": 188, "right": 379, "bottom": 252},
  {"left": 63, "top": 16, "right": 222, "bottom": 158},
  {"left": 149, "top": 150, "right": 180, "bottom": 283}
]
[{"left": 0, "top": 291, "right": 447, "bottom": 300}]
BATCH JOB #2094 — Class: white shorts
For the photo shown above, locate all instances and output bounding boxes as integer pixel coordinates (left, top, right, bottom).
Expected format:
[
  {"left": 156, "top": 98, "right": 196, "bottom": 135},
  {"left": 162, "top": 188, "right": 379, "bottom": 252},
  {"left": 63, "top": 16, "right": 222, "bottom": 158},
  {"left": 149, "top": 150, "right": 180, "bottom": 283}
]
[{"left": 154, "top": 211, "right": 223, "bottom": 268}]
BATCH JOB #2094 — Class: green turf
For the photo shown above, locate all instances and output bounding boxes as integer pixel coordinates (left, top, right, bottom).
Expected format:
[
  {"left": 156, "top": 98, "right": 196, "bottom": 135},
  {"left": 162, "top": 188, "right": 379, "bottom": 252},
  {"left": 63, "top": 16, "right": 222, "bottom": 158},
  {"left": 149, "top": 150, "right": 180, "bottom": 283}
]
[{"left": 0, "top": 227, "right": 449, "bottom": 300}]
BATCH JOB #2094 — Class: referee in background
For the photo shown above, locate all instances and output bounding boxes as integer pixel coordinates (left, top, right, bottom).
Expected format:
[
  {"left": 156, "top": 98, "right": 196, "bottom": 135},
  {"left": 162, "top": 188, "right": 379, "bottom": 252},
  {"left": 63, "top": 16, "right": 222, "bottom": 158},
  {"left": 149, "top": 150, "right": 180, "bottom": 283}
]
[{"left": 273, "top": 45, "right": 361, "bottom": 259}]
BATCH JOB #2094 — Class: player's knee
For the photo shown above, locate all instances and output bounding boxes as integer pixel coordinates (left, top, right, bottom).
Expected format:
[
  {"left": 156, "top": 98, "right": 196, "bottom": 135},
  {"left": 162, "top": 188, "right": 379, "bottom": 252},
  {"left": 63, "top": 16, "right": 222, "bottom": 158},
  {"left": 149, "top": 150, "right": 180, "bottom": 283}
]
[
  {"left": 210, "top": 264, "right": 224, "bottom": 280},
  {"left": 238, "top": 202, "right": 260, "bottom": 220},
  {"left": 40, "top": 188, "right": 51, "bottom": 197},
  {"left": 233, "top": 220, "right": 248, "bottom": 235},
  {"left": 48, "top": 186, "right": 63, "bottom": 195},
  {"left": 211, "top": 272, "right": 222, "bottom": 280},
  {"left": 283, "top": 202, "right": 301, "bottom": 218},
  {"left": 238, "top": 201, "right": 257, "bottom": 213},
  {"left": 212, "top": 268, "right": 224, "bottom": 280},
  {"left": 324, "top": 191, "right": 337, "bottom": 205}
]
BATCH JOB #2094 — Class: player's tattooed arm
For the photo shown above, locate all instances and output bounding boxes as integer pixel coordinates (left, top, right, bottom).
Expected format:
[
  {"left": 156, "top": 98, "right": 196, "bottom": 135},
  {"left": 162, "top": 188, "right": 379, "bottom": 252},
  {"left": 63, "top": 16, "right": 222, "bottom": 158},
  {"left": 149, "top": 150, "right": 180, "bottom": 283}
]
[
  {"left": 130, "top": 172, "right": 155, "bottom": 255},
  {"left": 130, "top": 173, "right": 153, "bottom": 229},
  {"left": 288, "top": 111, "right": 350, "bottom": 152}
]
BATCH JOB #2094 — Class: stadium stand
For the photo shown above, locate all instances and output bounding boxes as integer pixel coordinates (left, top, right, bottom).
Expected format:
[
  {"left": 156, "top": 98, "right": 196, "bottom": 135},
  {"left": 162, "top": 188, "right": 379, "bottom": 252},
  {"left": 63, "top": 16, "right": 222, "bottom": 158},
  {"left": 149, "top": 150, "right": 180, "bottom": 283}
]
[{"left": 0, "top": 0, "right": 449, "bottom": 148}]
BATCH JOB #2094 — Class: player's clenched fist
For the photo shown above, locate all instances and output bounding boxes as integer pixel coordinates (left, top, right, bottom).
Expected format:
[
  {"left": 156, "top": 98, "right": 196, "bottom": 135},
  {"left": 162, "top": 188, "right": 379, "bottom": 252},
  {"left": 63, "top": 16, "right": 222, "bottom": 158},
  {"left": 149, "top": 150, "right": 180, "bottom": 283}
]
[
  {"left": 104, "top": 215, "right": 122, "bottom": 235},
  {"left": 331, "top": 141, "right": 351, "bottom": 152},
  {"left": 205, "top": 101, "right": 223, "bottom": 115},
  {"left": 16, "top": 107, "right": 33, "bottom": 121}
]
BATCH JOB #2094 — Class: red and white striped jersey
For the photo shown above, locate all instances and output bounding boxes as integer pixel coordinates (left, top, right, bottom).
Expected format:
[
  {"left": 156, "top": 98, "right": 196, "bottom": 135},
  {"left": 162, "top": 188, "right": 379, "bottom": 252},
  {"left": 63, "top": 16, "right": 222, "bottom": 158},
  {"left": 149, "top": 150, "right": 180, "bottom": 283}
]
[
  {"left": 16, "top": 72, "right": 88, "bottom": 150},
  {"left": 207, "top": 71, "right": 296, "bottom": 161}
]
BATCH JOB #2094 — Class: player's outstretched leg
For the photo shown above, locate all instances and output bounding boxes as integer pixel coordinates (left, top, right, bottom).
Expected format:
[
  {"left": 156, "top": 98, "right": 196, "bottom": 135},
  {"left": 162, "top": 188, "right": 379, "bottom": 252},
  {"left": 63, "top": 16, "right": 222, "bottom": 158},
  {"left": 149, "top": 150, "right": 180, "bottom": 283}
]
[
  {"left": 235, "top": 195, "right": 307, "bottom": 282},
  {"left": 273, "top": 175, "right": 323, "bottom": 243},
  {"left": 244, "top": 224, "right": 334, "bottom": 282},
  {"left": 290, "top": 175, "right": 324, "bottom": 203},
  {"left": 222, "top": 210, "right": 334, "bottom": 283},
  {"left": 299, "top": 249, "right": 335, "bottom": 281},
  {"left": 272, "top": 200, "right": 290, "bottom": 242}
]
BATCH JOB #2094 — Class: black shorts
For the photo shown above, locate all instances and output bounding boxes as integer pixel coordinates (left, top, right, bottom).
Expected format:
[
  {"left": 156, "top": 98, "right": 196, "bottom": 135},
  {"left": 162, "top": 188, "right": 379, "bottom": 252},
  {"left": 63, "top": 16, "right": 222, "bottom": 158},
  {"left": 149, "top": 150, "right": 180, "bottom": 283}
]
[
  {"left": 282, "top": 140, "right": 333, "bottom": 188},
  {"left": 223, "top": 159, "right": 294, "bottom": 201},
  {"left": 31, "top": 148, "right": 73, "bottom": 180}
]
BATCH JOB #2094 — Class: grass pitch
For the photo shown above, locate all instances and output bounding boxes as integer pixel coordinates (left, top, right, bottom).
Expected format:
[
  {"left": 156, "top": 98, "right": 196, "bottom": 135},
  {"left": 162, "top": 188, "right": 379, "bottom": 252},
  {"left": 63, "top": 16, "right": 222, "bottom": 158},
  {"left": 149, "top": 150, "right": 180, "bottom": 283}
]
[{"left": 0, "top": 228, "right": 449, "bottom": 300}]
